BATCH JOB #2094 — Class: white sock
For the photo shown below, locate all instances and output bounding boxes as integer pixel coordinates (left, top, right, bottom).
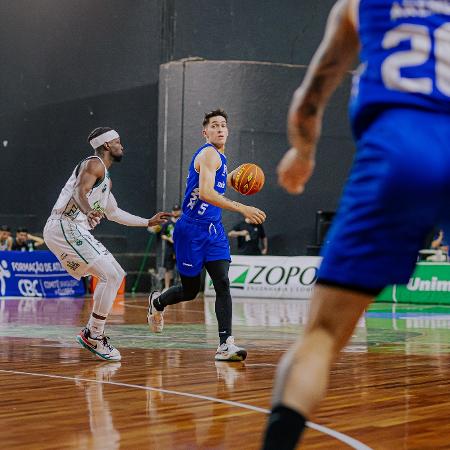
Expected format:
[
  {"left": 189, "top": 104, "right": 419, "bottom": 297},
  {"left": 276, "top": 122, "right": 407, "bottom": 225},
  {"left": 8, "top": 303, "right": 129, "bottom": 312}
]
[{"left": 87, "top": 315, "right": 106, "bottom": 338}]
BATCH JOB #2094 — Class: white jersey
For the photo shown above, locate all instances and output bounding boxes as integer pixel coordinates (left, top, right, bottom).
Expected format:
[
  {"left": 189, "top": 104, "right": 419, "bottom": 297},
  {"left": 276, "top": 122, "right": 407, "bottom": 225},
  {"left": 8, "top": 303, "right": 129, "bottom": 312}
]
[{"left": 49, "top": 156, "right": 111, "bottom": 230}]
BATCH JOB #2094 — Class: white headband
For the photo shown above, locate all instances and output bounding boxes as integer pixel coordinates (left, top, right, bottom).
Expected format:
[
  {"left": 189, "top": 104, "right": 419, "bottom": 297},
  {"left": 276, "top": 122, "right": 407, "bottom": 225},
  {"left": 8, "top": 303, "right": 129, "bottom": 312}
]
[{"left": 89, "top": 130, "right": 119, "bottom": 149}]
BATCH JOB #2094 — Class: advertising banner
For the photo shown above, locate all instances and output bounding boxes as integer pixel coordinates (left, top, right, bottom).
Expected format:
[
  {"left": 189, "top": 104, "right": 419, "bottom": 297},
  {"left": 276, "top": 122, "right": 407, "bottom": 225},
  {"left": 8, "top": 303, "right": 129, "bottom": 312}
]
[
  {"left": 377, "top": 263, "right": 450, "bottom": 304},
  {"left": 0, "top": 251, "right": 85, "bottom": 298},
  {"left": 205, "top": 255, "right": 322, "bottom": 299},
  {"left": 205, "top": 256, "right": 450, "bottom": 305}
]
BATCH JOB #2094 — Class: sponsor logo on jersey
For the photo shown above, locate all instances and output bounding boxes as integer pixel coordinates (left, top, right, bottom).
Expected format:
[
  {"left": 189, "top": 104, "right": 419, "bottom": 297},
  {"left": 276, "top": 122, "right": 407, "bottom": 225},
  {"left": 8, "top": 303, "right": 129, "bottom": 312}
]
[
  {"left": 66, "top": 260, "right": 80, "bottom": 271},
  {"left": 92, "top": 200, "right": 106, "bottom": 213}
]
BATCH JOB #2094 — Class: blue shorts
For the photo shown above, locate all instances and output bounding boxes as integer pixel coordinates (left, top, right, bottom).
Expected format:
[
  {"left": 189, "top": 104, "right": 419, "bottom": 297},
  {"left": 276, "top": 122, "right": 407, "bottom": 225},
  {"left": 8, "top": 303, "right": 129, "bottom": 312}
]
[
  {"left": 318, "top": 108, "right": 450, "bottom": 293},
  {"left": 173, "top": 215, "right": 231, "bottom": 277}
]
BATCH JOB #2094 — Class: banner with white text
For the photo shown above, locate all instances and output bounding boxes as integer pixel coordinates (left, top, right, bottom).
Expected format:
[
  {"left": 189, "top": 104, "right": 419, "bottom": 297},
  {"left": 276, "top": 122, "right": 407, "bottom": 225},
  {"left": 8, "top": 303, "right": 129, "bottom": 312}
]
[
  {"left": 205, "top": 255, "right": 322, "bottom": 299},
  {"left": 0, "top": 251, "right": 85, "bottom": 298}
]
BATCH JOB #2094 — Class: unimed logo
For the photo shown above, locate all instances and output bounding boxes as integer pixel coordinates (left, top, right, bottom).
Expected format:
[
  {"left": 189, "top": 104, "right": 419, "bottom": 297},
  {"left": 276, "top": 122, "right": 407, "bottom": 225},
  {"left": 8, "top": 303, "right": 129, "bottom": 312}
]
[
  {"left": 407, "top": 276, "right": 450, "bottom": 292},
  {"left": 227, "top": 263, "right": 318, "bottom": 289}
]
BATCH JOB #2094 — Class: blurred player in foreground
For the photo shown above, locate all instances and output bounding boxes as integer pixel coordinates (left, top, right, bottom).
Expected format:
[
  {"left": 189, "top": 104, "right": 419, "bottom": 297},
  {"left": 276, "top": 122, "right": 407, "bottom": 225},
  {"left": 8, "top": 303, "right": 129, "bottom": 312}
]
[{"left": 262, "top": 0, "right": 450, "bottom": 447}]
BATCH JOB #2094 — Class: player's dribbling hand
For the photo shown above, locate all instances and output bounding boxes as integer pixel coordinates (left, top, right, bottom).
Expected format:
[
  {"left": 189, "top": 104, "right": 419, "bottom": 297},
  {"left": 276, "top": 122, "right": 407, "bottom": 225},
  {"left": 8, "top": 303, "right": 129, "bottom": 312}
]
[
  {"left": 277, "top": 148, "right": 315, "bottom": 195},
  {"left": 148, "top": 212, "right": 172, "bottom": 227},
  {"left": 243, "top": 206, "right": 266, "bottom": 224},
  {"left": 86, "top": 209, "right": 104, "bottom": 228}
]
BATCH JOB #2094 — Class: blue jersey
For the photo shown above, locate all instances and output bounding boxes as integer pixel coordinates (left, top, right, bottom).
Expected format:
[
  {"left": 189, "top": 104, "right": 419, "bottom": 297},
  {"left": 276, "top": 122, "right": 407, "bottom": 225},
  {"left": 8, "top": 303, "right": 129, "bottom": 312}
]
[
  {"left": 350, "top": 0, "right": 450, "bottom": 137},
  {"left": 181, "top": 143, "right": 228, "bottom": 223}
]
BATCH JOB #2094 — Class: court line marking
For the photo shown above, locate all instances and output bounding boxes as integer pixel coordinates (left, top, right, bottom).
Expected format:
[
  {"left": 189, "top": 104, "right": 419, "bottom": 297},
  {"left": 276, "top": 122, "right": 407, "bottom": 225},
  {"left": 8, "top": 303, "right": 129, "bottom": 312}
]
[
  {"left": 118, "top": 301, "right": 204, "bottom": 314},
  {"left": 244, "top": 363, "right": 277, "bottom": 367},
  {"left": 0, "top": 368, "right": 372, "bottom": 450}
]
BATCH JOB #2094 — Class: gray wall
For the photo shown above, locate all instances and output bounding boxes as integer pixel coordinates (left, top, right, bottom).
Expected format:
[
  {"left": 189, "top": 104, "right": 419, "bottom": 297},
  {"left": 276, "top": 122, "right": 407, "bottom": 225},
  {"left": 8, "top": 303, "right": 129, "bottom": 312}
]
[
  {"left": 1, "top": 0, "right": 352, "bottom": 255},
  {"left": 1, "top": 0, "right": 161, "bottom": 251},
  {"left": 169, "top": 0, "right": 336, "bottom": 65},
  {"left": 158, "top": 60, "right": 353, "bottom": 255}
]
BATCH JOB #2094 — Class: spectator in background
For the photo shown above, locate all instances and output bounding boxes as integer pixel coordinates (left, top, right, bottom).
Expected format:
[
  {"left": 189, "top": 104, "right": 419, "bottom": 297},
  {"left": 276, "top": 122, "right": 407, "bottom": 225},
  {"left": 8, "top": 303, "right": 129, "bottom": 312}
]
[
  {"left": 0, "top": 225, "right": 12, "bottom": 251},
  {"left": 431, "top": 229, "right": 448, "bottom": 253},
  {"left": 228, "top": 218, "right": 268, "bottom": 255},
  {"left": 149, "top": 204, "right": 182, "bottom": 291},
  {"left": 160, "top": 204, "right": 182, "bottom": 291},
  {"left": 427, "top": 229, "right": 449, "bottom": 262},
  {"left": 12, "top": 227, "right": 45, "bottom": 251}
]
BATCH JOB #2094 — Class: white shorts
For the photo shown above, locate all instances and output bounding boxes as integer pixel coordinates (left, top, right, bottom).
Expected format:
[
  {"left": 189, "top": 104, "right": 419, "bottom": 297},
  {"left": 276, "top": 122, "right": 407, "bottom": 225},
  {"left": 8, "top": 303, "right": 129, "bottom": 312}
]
[{"left": 44, "top": 218, "right": 115, "bottom": 280}]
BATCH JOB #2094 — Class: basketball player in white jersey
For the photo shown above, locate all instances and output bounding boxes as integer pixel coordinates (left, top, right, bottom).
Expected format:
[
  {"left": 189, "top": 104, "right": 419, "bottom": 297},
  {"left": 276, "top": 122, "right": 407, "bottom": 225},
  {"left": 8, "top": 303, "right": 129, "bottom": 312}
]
[{"left": 44, "top": 127, "right": 171, "bottom": 361}]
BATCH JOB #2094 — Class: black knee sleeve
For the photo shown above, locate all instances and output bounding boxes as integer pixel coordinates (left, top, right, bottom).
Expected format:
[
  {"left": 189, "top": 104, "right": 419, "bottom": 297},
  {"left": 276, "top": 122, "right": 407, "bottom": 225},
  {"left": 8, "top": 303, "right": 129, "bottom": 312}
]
[
  {"left": 211, "top": 274, "right": 230, "bottom": 295},
  {"left": 180, "top": 274, "right": 201, "bottom": 301}
]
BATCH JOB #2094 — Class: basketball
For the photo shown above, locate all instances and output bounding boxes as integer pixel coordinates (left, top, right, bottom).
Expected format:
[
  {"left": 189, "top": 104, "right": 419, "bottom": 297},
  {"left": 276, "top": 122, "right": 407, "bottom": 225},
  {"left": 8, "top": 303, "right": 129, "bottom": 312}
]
[{"left": 231, "top": 163, "right": 265, "bottom": 195}]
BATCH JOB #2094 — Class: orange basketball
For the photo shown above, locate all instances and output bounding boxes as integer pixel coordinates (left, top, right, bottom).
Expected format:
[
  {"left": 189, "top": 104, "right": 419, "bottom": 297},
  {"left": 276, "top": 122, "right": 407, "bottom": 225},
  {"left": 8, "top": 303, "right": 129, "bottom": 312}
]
[{"left": 231, "top": 163, "right": 265, "bottom": 195}]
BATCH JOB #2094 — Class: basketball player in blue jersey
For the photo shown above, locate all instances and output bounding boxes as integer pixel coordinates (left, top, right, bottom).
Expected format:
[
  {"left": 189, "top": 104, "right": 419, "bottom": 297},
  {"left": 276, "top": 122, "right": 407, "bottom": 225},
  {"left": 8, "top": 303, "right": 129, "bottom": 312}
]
[
  {"left": 44, "top": 127, "right": 171, "bottom": 361},
  {"left": 147, "top": 109, "right": 266, "bottom": 361},
  {"left": 262, "top": 0, "right": 450, "bottom": 448}
]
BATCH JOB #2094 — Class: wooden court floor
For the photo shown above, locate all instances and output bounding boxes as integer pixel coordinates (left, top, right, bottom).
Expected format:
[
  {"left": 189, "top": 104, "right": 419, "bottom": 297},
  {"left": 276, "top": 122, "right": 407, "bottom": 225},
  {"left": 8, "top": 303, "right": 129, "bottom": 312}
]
[{"left": 1, "top": 295, "right": 450, "bottom": 449}]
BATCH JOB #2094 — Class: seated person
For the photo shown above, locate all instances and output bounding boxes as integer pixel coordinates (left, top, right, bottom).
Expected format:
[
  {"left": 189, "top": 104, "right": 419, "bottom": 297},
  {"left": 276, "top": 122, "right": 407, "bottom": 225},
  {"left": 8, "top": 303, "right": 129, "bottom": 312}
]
[
  {"left": 426, "top": 229, "right": 448, "bottom": 262},
  {"left": 0, "top": 225, "right": 12, "bottom": 251},
  {"left": 228, "top": 219, "right": 268, "bottom": 255},
  {"left": 12, "top": 227, "right": 45, "bottom": 251},
  {"left": 431, "top": 229, "right": 449, "bottom": 253}
]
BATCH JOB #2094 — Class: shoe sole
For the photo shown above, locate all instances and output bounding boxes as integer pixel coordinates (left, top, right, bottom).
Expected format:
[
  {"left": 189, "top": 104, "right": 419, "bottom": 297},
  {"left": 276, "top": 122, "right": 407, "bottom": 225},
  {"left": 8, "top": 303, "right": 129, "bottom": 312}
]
[
  {"left": 215, "top": 349, "right": 247, "bottom": 362},
  {"left": 147, "top": 291, "right": 163, "bottom": 333},
  {"left": 76, "top": 335, "right": 122, "bottom": 362},
  {"left": 147, "top": 317, "right": 164, "bottom": 333}
]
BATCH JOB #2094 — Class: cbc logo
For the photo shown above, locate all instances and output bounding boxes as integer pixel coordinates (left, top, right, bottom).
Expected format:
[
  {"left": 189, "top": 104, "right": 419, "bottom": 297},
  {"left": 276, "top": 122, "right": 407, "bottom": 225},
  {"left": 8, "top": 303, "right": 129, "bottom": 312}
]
[{"left": 18, "top": 279, "right": 43, "bottom": 297}]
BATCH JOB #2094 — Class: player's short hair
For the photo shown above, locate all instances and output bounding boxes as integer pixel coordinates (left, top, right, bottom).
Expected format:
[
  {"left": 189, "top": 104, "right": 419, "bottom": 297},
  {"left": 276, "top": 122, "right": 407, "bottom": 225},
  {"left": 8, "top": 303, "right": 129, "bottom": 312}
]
[
  {"left": 16, "top": 227, "right": 28, "bottom": 234},
  {"left": 87, "top": 127, "right": 113, "bottom": 149},
  {"left": 0, "top": 225, "right": 10, "bottom": 232},
  {"left": 202, "top": 109, "right": 228, "bottom": 127}
]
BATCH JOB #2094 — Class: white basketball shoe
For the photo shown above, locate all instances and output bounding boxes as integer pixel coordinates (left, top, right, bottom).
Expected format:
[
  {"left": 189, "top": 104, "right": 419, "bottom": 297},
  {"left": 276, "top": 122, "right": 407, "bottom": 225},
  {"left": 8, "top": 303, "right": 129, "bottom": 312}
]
[
  {"left": 76, "top": 327, "right": 121, "bottom": 361},
  {"left": 215, "top": 336, "right": 247, "bottom": 361}
]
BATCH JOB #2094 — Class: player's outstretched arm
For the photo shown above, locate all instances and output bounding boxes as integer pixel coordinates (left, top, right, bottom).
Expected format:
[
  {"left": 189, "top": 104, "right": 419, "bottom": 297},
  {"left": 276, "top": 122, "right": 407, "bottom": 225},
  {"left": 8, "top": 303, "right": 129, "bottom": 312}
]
[
  {"left": 197, "top": 147, "right": 266, "bottom": 224},
  {"left": 73, "top": 159, "right": 106, "bottom": 227},
  {"left": 105, "top": 193, "right": 172, "bottom": 227},
  {"left": 278, "top": 0, "right": 359, "bottom": 195}
]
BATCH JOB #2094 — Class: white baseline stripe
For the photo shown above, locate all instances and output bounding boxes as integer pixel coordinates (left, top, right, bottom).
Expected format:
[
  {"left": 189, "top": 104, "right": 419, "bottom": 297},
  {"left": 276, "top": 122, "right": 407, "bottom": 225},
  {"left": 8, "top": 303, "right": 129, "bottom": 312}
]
[{"left": 0, "top": 369, "right": 372, "bottom": 450}]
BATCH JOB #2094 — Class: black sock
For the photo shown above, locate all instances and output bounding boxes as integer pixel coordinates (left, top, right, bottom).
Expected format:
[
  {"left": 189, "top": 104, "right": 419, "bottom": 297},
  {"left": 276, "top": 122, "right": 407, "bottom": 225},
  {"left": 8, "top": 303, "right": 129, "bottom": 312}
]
[
  {"left": 219, "top": 331, "right": 229, "bottom": 345},
  {"left": 261, "top": 405, "right": 306, "bottom": 450}
]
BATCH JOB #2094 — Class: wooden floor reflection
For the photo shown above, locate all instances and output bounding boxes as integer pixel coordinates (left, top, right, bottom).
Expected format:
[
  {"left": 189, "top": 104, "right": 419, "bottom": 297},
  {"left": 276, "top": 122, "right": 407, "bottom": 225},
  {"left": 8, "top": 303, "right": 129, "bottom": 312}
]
[{"left": 1, "top": 296, "right": 450, "bottom": 449}]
